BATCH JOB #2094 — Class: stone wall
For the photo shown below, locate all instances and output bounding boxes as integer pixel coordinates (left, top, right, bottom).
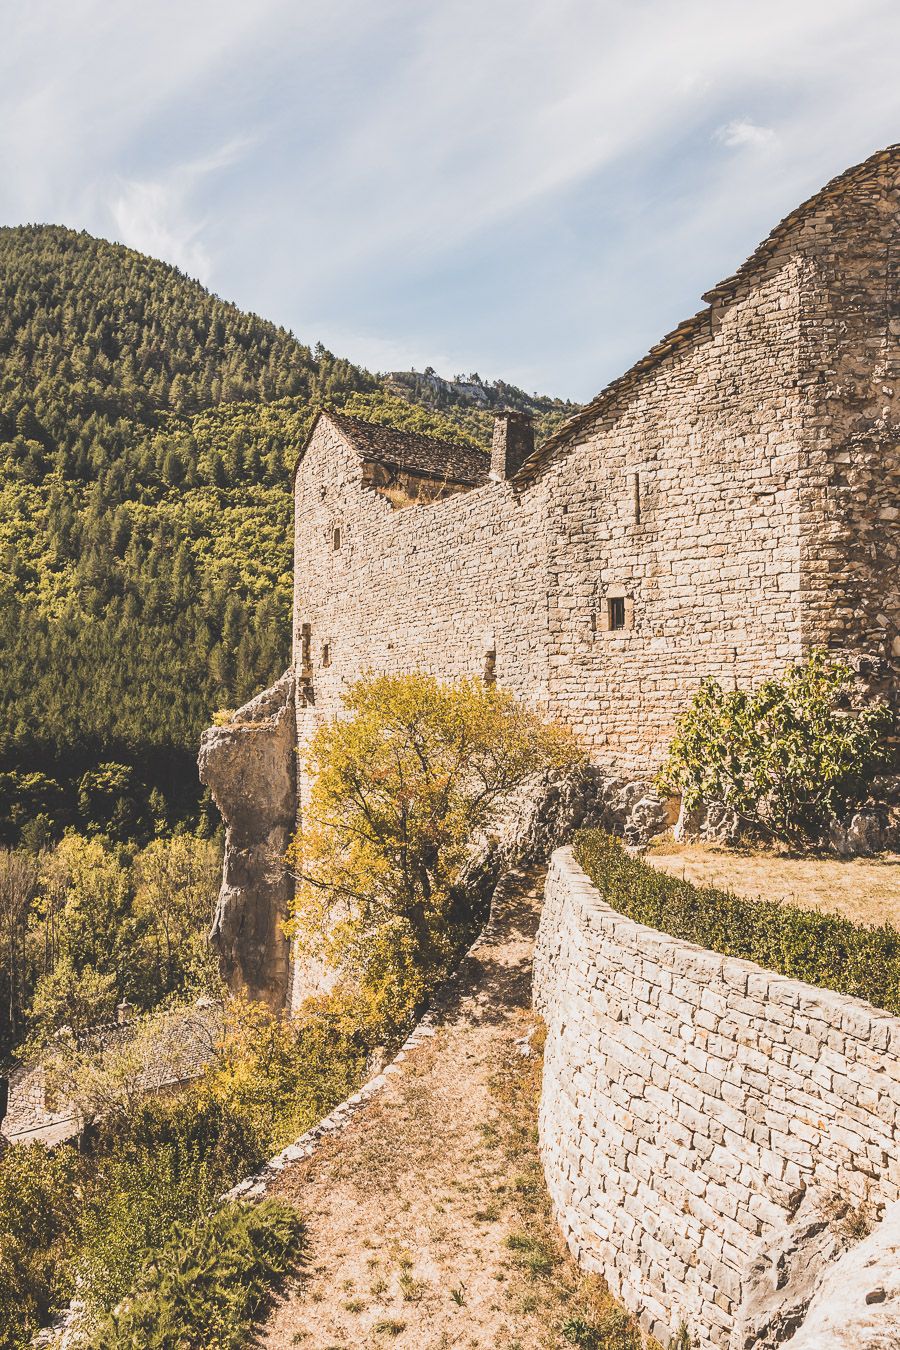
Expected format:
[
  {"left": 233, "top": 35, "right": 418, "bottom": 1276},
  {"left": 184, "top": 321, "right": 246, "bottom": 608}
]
[
  {"left": 292, "top": 149, "right": 900, "bottom": 779},
  {"left": 292, "top": 418, "right": 553, "bottom": 793},
  {"left": 533, "top": 848, "right": 900, "bottom": 1349}
]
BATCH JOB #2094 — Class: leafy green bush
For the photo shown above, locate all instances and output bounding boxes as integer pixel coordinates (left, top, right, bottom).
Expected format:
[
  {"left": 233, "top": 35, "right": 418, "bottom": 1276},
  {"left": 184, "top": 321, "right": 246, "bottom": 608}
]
[
  {"left": 75, "top": 1093, "right": 263, "bottom": 1315},
  {"left": 84, "top": 1198, "right": 304, "bottom": 1350},
  {"left": 656, "top": 652, "right": 895, "bottom": 847},
  {"left": 0, "top": 1142, "right": 81, "bottom": 1350},
  {"left": 574, "top": 830, "right": 900, "bottom": 1015}
]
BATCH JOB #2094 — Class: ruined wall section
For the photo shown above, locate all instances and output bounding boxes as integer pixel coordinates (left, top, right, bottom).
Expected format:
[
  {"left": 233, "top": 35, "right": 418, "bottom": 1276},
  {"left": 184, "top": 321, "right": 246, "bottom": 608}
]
[
  {"left": 292, "top": 418, "right": 554, "bottom": 796},
  {"left": 534, "top": 847, "right": 900, "bottom": 1349}
]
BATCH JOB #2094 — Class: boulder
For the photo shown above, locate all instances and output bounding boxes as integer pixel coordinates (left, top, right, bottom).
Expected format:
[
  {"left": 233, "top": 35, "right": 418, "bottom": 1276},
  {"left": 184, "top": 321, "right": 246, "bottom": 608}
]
[
  {"left": 674, "top": 796, "right": 742, "bottom": 846},
  {"left": 733, "top": 1192, "right": 846, "bottom": 1349},
  {"left": 829, "top": 810, "right": 886, "bottom": 858}
]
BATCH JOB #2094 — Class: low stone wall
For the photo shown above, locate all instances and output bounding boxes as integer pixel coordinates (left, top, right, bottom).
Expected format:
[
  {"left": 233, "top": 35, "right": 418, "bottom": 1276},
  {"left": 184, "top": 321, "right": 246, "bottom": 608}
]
[{"left": 533, "top": 848, "right": 900, "bottom": 1349}]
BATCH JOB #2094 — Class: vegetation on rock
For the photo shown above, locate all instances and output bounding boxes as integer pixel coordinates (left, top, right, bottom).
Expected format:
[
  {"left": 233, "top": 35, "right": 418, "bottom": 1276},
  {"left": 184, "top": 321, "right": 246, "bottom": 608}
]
[
  {"left": 656, "top": 652, "right": 895, "bottom": 848},
  {"left": 574, "top": 829, "right": 900, "bottom": 1014}
]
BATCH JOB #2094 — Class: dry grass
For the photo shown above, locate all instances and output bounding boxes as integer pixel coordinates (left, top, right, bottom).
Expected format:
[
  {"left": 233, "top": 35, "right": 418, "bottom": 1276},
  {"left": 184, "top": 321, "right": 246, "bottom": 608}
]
[
  {"left": 645, "top": 840, "right": 900, "bottom": 928},
  {"left": 487, "top": 1018, "right": 658, "bottom": 1350}
]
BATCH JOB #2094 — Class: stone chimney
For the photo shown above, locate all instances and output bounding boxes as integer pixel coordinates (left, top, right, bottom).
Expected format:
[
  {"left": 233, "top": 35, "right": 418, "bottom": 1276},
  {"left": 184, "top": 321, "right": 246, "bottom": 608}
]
[{"left": 490, "top": 411, "right": 534, "bottom": 481}]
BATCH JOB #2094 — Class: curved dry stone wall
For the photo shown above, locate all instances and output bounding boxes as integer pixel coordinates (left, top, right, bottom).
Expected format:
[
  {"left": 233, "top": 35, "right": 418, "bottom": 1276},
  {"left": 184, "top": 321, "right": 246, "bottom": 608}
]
[{"left": 533, "top": 848, "right": 900, "bottom": 1349}]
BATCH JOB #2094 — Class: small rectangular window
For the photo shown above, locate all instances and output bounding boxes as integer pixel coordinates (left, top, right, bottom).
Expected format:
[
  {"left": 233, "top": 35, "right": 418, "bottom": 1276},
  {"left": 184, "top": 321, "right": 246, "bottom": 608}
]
[
  {"left": 332, "top": 525, "right": 341, "bottom": 551},
  {"left": 321, "top": 643, "right": 331, "bottom": 668},
  {"left": 608, "top": 597, "right": 626, "bottom": 631}
]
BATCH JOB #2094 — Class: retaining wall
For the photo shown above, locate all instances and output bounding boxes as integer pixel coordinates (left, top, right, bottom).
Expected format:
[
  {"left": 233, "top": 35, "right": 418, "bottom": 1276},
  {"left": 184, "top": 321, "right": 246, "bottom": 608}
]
[{"left": 533, "top": 848, "right": 900, "bottom": 1348}]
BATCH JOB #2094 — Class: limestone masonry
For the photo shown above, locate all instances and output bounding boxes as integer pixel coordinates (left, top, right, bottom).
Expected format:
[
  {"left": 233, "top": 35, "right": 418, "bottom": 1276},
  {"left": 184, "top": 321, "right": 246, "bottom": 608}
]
[
  {"left": 200, "top": 144, "right": 900, "bottom": 972},
  {"left": 291, "top": 145, "right": 899, "bottom": 785},
  {"left": 534, "top": 848, "right": 900, "bottom": 1349},
  {"left": 198, "top": 145, "right": 900, "bottom": 1344}
]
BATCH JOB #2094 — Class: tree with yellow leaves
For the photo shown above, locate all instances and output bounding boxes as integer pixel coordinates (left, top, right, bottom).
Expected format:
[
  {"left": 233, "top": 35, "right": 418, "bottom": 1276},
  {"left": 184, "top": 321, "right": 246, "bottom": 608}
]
[{"left": 287, "top": 673, "right": 578, "bottom": 1034}]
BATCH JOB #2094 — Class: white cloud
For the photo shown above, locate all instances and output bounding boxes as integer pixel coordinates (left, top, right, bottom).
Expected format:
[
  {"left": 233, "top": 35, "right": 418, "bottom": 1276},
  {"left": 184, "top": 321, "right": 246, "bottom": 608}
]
[
  {"left": 110, "top": 180, "right": 212, "bottom": 282},
  {"left": 1, "top": 0, "right": 899, "bottom": 397},
  {"left": 107, "top": 138, "right": 254, "bottom": 282},
  {"left": 715, "top": 119, "right": 777, "bottom": 149}
]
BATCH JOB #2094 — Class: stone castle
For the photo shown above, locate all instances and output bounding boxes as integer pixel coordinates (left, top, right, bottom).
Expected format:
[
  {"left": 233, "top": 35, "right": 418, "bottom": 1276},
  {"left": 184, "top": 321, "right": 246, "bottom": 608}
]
[
  {"left": 200, "top": 143, "right": 900, "bottom": 1008},
  {"left": 196, "top": 144, "right": 900, "bottom": 1349}
]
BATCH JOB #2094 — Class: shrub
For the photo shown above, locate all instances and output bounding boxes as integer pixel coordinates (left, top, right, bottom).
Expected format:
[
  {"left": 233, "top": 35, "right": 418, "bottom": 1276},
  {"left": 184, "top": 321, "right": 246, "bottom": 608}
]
[
  {"left": 0, "top": 1142, "right": 81, "bottom": 1350},
  {"left": 561, "top": 1311, "right": 642, "bottom": 1349},
  {"left": 656, "top": 652, "right": 895, "bottom": 847},
  {"left": 574, "top": 830, "right": 900, "bottom": 1015},
  {"left": 84, "top": 1198, "right": 304, "bottom": 1350},
  {"left": 203, "top": 992, "right": 368, "bottom": 1152},
  {"left": 74, "top": 1091, "right": 263, "bottom": 1315},
  {"left": 288, "top": 672, "right": 578, "bottom": 1035}
]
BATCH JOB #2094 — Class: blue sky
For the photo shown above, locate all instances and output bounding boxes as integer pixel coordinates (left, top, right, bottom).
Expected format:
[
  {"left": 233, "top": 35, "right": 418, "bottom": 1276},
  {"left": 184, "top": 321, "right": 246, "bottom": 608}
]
[{"left": 2, "top": 1, "right": 899, "bottom": 402}]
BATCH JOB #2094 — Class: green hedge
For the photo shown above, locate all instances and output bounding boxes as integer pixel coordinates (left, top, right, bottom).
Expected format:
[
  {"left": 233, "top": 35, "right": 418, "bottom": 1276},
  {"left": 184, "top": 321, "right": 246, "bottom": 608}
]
[
  {"left": 84, "top": 1198, "right": 304, "bottom": 1350},
  {"left": 573, "top": 831, "right": 900, "bottom": 1016}
]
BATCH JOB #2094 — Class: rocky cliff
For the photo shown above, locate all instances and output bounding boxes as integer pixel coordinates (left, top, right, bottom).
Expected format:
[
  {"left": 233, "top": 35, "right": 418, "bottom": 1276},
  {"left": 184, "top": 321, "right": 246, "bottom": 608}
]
[{"left": 198, "top": 670, "right": 296, "bottom": 1009}]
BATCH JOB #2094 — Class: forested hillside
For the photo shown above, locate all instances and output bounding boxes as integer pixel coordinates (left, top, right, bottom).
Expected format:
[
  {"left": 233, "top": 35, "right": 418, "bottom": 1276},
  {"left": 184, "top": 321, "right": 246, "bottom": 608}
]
[{"left": 0, "top": 225, "right": 575, "bottom": 844}]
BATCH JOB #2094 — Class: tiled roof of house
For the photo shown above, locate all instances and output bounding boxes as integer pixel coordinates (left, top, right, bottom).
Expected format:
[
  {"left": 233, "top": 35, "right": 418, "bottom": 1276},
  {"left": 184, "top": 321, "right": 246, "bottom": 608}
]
[
  {"left": 322, "top": 410, "right": 491, "bottom": 486},
  {"left": 515, "top": 142, "right": 900, "bottom": 481}
]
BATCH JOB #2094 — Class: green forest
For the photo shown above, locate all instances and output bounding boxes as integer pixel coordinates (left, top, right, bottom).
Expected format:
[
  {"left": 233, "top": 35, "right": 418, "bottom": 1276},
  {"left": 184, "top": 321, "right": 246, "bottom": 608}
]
[{"left": 0, "top": 224, "right": 575, "bottom": 847}]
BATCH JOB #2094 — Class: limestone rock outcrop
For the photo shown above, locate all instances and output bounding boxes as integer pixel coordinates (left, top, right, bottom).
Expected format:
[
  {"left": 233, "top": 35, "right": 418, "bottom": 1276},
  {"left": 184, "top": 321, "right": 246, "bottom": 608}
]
[
  {"left": 734, "top": 1193, "right": 849, "bottom": 1348},
  {"left": 199, "top": 670, "right": 296, "bottom": 1009},
  {"left": 783, "top": 1202, "right": 900, "bottom": 1350}
]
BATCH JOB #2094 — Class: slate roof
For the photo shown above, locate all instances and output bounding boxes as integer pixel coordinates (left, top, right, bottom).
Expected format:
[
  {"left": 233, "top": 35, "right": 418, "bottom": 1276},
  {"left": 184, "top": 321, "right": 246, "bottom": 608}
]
[
  {"left": 515, "top": 142, "right": 900, "bottom": 481},
  {"left": 320, "top": 410, "right": 491, "bottom": 486}
]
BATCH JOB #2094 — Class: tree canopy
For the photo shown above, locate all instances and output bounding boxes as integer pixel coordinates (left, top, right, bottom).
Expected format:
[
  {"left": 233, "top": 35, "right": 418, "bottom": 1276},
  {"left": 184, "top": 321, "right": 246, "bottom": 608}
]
[{"left": 288, "top": 673, "right": 578, "bottom": 1032}]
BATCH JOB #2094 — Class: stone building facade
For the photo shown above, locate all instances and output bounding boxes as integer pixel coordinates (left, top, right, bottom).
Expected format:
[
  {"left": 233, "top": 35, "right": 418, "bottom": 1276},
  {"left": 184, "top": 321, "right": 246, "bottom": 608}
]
[
  {"left": 292, "top": 146, "right": 900, "bottom": 780},
  {"left": 201, "top": 145, "right": 900, "bottom": 1006}
]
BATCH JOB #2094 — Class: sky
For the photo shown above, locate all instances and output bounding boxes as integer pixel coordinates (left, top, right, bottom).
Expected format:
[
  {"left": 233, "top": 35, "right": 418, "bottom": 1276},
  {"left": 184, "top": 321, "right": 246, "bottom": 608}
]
[{"left": 1, "top": 1, "right": 898, "bottom": 403}]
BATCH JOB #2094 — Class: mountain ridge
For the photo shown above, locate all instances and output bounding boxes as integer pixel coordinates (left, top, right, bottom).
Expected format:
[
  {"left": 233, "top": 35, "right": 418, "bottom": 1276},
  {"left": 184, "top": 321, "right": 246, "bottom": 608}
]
[{"left": 0, "top": 223, "right": 577, "bottom": 845}]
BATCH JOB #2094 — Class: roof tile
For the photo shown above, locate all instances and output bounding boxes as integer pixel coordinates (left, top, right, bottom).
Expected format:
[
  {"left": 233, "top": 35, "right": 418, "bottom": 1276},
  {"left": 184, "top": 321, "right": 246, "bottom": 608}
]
[{"left": 325, "top": 410, "right": 490, "bottom": 486}]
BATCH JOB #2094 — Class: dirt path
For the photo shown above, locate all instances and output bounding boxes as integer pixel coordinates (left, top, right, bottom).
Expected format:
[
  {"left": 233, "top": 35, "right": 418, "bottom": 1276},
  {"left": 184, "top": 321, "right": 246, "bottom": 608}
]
[{"left": 260, "top": 868, "right": 596, "bottom": 1350}]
